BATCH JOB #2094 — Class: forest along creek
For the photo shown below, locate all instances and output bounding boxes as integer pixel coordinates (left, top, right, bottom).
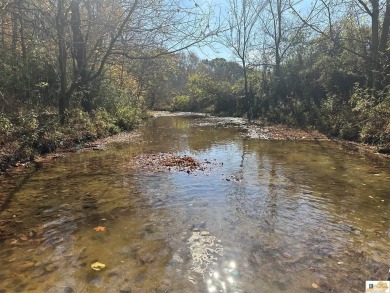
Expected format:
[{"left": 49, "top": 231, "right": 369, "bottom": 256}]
[{"left": 0, "top": 114, "right": 390, "bottom": 293}]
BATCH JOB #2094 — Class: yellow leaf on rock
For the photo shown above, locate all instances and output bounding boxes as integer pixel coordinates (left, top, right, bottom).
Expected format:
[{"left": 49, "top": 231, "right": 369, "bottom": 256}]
[
  {"left": 94, "top": 226, "right": 105, "bottom": 232},
  {"left": 312, "top": 283, "right": 319, "bottom": 289},
  {"left": 91, "top": 262, "right": 106, "bottom": 271}
]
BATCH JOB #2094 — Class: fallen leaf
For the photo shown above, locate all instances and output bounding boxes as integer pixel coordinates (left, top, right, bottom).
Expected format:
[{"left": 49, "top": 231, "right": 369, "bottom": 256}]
[
  {"left": 94, "top": 226, "right": 105, "bottom": 232},
  {"left": 91, "top": 262, "right": 106, "bottom": 271},
  {"left": 312, "top": 283, "right": 319, "bottom": 289}
]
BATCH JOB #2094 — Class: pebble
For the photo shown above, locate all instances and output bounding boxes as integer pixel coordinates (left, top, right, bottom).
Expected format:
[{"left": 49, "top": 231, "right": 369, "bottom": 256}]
[{"left": 64, "top": 287, "right": 74, "bottom": 293}]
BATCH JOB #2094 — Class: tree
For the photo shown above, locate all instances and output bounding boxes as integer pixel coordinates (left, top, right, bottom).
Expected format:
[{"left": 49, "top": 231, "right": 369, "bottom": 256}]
[
  {"left": 261, "top": 0, "right": 305, "bottom": 80},
  {"left": 2, "top": 0, "right": 218, "bottom": 121},
  {"left": 128, "top": 51, "right": 181, "bottom": 109},
  {"left": 224, "top": 0, "right": 265, "bottom": 120},
  {"left": 290, "top": 0, "right": 390, "bottom": 90}
]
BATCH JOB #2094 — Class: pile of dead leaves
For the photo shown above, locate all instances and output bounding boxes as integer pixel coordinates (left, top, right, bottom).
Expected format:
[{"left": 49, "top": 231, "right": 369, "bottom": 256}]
[
  {"left": 131, "top": 153, "right": 211, "bottom": 174},
  {"left": 246, "top": 124, "right": 329, "bottom": 140},
  {"left": 162, "top": 156, "right": 199, "bottom": 168}
]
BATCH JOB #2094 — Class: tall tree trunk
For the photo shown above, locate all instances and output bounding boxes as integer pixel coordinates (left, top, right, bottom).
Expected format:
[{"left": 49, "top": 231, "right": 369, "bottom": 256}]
[
  {"left": 379, "top": 0, "right": 390, "bottom": 53},
  {"left": 241, "top": 58, "right": 251, "bottom": 121},
  {"left": 371, "top": 0, "right": 380, "bottom": 90},
  {"left": 18, "top": 0, "right": 29, "bottom": 100},
  {"left": 70, "top": 0, "right": 91, "bottom": 112},
  {"left": 11, "top": 11, "right": 19, "bottom": 98},
  {"left": 56, "top": 0, "right": 69, "bottom": 123}
]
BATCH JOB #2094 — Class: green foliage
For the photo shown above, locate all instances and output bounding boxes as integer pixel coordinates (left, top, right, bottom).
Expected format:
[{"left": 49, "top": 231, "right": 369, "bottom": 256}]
[
  {"left": 92, "top": 108, "right": 121, "bottom": 136},
  {"left": 171, "top": 95, "right": 192, "bottom": 111},
  {"left": 319, "top": 94, "right": 360, "bottom": 140},
  {"left": 115, "top": 106, "right": 140, "bottom": 131},
  {"left": 0, "top": 113, "right": 13, "bottom": 135},
  {"left": 352, "top": 86, "right": 390, "bottom": 145}
]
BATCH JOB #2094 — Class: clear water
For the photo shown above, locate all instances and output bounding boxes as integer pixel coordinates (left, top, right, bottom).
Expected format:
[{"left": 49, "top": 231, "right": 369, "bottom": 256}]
[{"left": 0, "top": 115, "right": 389, "bottom": 293}]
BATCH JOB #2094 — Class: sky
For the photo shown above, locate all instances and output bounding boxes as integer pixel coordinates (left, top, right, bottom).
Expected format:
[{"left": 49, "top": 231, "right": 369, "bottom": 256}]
[
  {"left": 187, "top": 0, "right": 313, "bottom": 61},
  {"left": 188, "top": 0, "right": 233, "bottom": 60}
]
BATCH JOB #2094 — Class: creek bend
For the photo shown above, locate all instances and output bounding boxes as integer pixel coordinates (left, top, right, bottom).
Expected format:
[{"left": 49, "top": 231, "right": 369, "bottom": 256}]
[{"left": 0, "top": 114, "right": 389, "bottom": 293}]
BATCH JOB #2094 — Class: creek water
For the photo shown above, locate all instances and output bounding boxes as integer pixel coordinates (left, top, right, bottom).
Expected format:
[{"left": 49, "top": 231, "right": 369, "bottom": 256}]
[{"left": 0, "top": 114, "right": 389, "bottom": 293}]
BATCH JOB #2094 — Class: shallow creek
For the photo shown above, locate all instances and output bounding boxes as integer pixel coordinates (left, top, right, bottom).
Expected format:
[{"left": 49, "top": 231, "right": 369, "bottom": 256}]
[{"left": 0, "top": 115, "right": 389, "bottom": 293}]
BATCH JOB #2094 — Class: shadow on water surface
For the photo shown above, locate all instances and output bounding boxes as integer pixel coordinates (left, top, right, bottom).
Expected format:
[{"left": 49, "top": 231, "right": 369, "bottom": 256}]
[{"left": 0, "top": 115, "right": 389, "bottom": 293}]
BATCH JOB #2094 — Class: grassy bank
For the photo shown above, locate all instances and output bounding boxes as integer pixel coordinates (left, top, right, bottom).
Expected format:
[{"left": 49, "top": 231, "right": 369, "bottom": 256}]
[{"left": 0, "top": 108, "right": 141, "bottom": 173}]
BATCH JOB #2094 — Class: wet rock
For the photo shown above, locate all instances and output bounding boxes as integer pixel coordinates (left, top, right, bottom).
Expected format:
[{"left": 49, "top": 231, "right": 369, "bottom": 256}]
[
  {"left": 159, "top": 279, "right": 171, "bottom": 290},
  {"left": 108, "top": 271, "right": 120, "bottom": 278},
  {"left": 135, "top": 274, "right": 145, "bottom": 282},
  {"left": 273, "top": 280, "right": 287, "bottom": 291},
  {"left": 64, "top": 287, "right": 74, "bottom": 293},
  {"left": 92, "top": 145, "right": 107, "bottom": 151},
  {"left": 82, "top": 196, "right": 97, "bottom": 209},
  {"left": 191, "top": 222, "right": 206, "bottom": 231},
  {"left": 28, "top": 229, "right": 37, "bottom": 238},
  {"left": 138, "top": 253, "right": 156, "bottom": 264},
  {"left": 142, "top": 224, "right": 154, "bottom": 236}
]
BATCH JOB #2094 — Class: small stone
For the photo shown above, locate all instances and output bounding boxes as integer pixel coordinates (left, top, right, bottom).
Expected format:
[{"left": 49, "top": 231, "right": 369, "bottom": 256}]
[
  {"left": 138, "top": 253, "right": 156, "bottom": 264},
  {"left": 64, "top": 287, "right": 74, "bottom": 293}
]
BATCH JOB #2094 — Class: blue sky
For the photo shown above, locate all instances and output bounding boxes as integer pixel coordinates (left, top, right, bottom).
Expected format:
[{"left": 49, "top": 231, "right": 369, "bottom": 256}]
[
  {"left": 188, "top": 0, "right": 232, "bottom": 60},
  {"left": 187, "top": 0, "right": 313, "bottom": 61}
]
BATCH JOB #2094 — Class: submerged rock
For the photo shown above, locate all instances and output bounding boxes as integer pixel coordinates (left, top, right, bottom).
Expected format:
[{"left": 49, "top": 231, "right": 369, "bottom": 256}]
[{"left": 64, "top": 287, "right": 74, "bottom": 293}]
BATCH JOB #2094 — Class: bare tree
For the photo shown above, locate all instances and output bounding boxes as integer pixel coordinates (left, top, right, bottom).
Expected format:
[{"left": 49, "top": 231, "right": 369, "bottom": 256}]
[{"left": 224, "top": 0, "right": 265, "bottom": 121}]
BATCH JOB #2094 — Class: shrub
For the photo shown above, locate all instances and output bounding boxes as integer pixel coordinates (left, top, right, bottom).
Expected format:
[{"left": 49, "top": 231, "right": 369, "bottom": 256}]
[
  {"left": 352, "top": 86, "right": 390, "bottom": 145},
  {"left": 171, "top": 95, "right": 192, "bottom": 111}
]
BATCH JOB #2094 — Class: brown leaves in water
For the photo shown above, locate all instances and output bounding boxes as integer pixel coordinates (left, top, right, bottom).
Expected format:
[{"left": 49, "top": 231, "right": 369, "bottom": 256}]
[
  {"left": 246, "top": 124, "right": 328, "bottom": 140},
  {"left": 94, "top": 226, "right": 105, "bottom": 232},
  {"left": 162, "top": 156, "right": 199, "bottom": 168},
  {"left": 131, "top": 153, "right": 214, "bottom": 175}
]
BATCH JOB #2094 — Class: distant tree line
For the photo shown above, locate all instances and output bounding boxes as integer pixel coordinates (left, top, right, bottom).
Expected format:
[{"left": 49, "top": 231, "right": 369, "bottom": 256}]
[{"left": 167, "top": 0, "right": 390, "bottom": 151}]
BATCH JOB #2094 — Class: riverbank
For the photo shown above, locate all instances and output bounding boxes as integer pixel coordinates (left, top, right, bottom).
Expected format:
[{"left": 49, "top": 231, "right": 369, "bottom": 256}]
[
  {"left": 1, "top": 111, "right": 389, "bottom": 211},
  {"left": 2, "top": 111, "right": 389, "bottom": 175}
]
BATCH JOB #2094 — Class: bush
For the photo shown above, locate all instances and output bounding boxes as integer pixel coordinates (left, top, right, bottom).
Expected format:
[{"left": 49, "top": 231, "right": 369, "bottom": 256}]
[
  {"left": 115, "top": 106, "right": 140, "bottom": 130},
  {"left": 352, "top": 86, "right": 390, "bottom": 145},
  {"left": 171, "top": 95, "right": 192, "bottom": 111},
  {"left": 92, "top": 108, "right": 120, "bottom": 137},
  {"left": 319, "top": 94, "right": 360, "bottom": 140},
  {"left": 0, "top": 113, "right": 13, "bottom": 144}
]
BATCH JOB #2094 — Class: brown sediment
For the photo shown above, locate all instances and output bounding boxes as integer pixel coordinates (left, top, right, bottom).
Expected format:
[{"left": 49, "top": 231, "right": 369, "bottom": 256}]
[
  {"left": 129, "top": 153, "right": 211, "bottom": 174},
  {"left": 245, "top": 123, "right": 329, "bottom": 141}
]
